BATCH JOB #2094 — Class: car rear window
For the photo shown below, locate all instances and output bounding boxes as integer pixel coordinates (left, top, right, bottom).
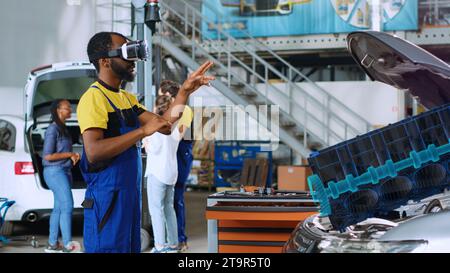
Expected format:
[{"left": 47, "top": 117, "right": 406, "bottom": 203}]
[
  {"left": 33, "top": 76, "right": 95, "bottom": 107},
  {"left": 0, "top": 119, "right": 16, "bottom": 152}
]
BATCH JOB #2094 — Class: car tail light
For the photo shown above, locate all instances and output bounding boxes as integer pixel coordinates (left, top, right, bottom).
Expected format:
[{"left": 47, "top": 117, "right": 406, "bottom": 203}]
[{"left": 15, "top": 162, "right": 35, "bottom": 175}]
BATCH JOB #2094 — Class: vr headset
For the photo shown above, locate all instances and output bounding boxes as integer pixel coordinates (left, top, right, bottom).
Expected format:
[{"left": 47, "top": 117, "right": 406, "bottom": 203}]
[{"left": 89, "top": 40, "right": 149, "bottom": 62}]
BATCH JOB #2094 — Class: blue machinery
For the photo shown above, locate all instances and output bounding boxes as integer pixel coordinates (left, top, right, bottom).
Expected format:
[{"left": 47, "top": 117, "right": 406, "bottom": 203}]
[
  {"left": 0, "top": 198, "right": 39, "bottom": 248},
  {"left": 0, "top": 198, "right": 15, "bottom": 244},
  {"left": 308, "top": 103, "right": 450, "bottom": 230},
  {"left": 309, "top": 141, "right": 450, "bottom": 216},
  {"left": 214, "top": 141, "right": 273, "bottom": 187}
]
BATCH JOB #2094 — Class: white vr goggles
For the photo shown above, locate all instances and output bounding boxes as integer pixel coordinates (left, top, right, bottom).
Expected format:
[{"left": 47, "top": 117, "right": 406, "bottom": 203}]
[{"left": 89, "top": 40, "right": 149, "bottom": 62}]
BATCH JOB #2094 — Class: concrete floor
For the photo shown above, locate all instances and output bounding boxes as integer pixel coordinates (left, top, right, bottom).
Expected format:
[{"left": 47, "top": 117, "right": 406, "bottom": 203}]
[{"left": 0, "top": 190, "right": 211, "bottom": 253}]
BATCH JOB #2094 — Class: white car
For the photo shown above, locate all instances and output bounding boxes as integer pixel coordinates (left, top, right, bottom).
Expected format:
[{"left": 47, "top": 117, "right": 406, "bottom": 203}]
[
  {"left": 0, "top": 62, "right": 97, "bottom": 235},
  {"left": 395, "top": 189, "right": 450, "bottom": 218},
  {"left": 283, "top": 210, "right": 450, "bottom": 253}
]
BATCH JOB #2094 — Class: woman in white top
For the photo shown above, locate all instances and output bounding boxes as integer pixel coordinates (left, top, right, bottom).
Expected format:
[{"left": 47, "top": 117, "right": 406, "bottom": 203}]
[{"left": 143, "top": 95, "right": 193, "bottom": 253}]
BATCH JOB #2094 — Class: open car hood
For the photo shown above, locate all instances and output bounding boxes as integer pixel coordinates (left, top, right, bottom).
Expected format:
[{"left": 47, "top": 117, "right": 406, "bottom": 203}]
[{"left": 347, "top": 31, "right": 450, "bottom": 109}]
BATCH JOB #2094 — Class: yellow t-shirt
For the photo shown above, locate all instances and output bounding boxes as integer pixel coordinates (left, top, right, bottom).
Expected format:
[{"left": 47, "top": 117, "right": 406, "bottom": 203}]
[
  {"left": 178, "top": 106, "right": 193, "bottom": 129},
  {"left": 77, "top": 81, "right": 147, "bottom": 136}
]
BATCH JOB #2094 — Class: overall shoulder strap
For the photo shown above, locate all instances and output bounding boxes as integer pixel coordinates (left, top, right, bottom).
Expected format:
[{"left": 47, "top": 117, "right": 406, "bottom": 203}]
[
  {"left": 91, "top": 85, "right": 120, "bottom": 113},
  {"left": 120, "top": 90, "right": 138, "bottom": 114},
  {"left": 91, "top": 85, "right": 128, "bottom": 129}
]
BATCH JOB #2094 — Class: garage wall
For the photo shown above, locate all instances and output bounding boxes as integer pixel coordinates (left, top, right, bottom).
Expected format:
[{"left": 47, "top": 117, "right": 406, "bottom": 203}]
[
  {"left": 0, "top": 87, "right": 23, "bottom": 117},
  {"left": 192, "top": 81, "right": 402, "bottom": 125},
  {"left": 0, "top": 0, "right": 97, "bottom": 89},
  {"left": 258, "top": 81, "right": 402, "bottom": 127}
]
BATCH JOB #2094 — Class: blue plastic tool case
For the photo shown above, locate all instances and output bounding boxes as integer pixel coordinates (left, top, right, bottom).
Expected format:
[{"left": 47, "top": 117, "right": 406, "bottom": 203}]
[{"left": 214, "top": 141, "right": 273, "bottom": 187}]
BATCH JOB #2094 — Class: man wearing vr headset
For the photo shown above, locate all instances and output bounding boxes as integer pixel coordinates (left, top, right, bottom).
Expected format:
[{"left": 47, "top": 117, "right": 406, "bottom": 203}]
[{"left": 77, "top": 32, "right": 214, "bottom": 253}]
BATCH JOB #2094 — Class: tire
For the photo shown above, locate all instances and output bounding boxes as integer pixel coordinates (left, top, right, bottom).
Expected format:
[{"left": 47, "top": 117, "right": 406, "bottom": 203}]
[
  {"left": 140, "top": 228, "right": 151, "bottom": 252},
  {"left": 299, "top": 216, "right": 328, "bottom": 253},
  {"left": 424, "top": 199, "right": 442, "bottom": 214},
  {"left": 283, "top": 215, "right": 326, "bottom": 253},
  {"left": 0, "top": 221, "right": 14, "bottom": 236}
]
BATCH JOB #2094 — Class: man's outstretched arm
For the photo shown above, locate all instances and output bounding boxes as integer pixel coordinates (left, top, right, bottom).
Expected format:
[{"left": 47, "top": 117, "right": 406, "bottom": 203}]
[{"left": 138, "top": 61, "right": 215, "bottom": 128}]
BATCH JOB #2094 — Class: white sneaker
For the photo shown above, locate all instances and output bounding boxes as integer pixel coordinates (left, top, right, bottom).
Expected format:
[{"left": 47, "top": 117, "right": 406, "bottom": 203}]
[
  {"left": 165, "top": 246, "right": 179, "bottom": 253},
  {"left": 150, "top": 247, "right": 167, "bottom": 253},
  {"left": 63, "top": 241, "right": 82, "bottom": 253}
]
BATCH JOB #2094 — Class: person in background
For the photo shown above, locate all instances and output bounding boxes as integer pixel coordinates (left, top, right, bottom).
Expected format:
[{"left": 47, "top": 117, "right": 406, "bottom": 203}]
[
  {"left": 174, "top": 118, "right": 193, "bottom": 252},
  {"left": 158, "top": 80, "right": 194, "bottom": 252},
  {"left": 143, "top": 93, "right": 193, "bottom": 253},
  {"left": 42, "top": 99, "right": 80, "bottom": 253}
]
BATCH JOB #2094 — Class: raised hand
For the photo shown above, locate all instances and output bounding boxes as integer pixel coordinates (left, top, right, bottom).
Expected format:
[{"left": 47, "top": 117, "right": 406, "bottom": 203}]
[{"left": 180, "top": 61, "right": 215, "bottom": 95}]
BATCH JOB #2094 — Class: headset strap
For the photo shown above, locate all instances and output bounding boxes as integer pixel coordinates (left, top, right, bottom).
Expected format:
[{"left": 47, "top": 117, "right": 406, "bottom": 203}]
[{"left": 88, "top": 49, "right": 121, "bottom": 62}]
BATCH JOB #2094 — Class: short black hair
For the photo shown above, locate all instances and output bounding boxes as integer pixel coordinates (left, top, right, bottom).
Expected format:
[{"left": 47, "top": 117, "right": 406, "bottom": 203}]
[
  {"left": 160, "top": 80, "right": 180, "bottom": 98},
  {"left": 87, "top": 32, "right": 129, "bottom": 72}
]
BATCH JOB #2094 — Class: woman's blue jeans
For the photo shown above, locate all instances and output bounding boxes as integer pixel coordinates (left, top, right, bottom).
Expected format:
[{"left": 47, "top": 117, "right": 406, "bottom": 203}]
[
  {"left": 147, "top": 174, "right": 178, "bottom": 248},
  {"left": 43, "top": 166, "right": 74, "bottom": 247}
]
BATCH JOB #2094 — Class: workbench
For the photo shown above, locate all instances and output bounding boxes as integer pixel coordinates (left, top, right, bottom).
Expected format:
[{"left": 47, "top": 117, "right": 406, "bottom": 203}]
[{"left": 206, "top": 191, "right": 318, "bottom": 253}]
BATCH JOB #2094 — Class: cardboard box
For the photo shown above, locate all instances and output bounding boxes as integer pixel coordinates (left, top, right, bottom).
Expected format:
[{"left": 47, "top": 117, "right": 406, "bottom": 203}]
[{"left": 277, "top": 165, "right": 312, "bottom": 191}]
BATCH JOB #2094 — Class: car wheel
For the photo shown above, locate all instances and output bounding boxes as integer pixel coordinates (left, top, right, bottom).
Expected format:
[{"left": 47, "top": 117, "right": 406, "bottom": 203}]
[
  {"left": 0, "top": 221, "right": 14, "bottom": 236},
  {"left": 424, "top": 199, "right": 442, "bottom": 214},
  {"left": 290, "top": 215, "right": 327, "bottom": 253}
]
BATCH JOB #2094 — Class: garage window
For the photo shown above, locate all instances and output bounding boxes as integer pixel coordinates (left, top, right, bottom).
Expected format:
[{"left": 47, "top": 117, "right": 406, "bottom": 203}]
[{"left": 0, "top": 119, "right": 16, "bottom": 152}]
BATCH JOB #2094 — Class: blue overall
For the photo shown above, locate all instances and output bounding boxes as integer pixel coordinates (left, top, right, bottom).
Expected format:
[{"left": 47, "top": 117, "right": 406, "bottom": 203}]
[
  {"left": 174, "top": 139, "right": 193, "bottom": 243},
  {"left": 80, "top": 87, "right": 141, "bottom": 253}
]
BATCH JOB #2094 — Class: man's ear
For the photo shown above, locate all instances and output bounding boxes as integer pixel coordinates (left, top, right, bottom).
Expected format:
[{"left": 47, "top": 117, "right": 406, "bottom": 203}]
[{"left": 100, "top": 58, "right": 110, "bottom": 69}]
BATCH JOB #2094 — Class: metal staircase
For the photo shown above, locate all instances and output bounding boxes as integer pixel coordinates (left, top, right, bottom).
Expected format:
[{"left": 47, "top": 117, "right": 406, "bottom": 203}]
[
  {"left": 155, "top": 0, "right": 373, "bottom": 158},
  {"left": 94, "top": 0, "right": 374, "bottom": 158}
]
